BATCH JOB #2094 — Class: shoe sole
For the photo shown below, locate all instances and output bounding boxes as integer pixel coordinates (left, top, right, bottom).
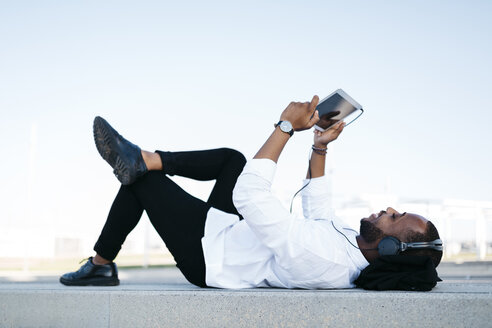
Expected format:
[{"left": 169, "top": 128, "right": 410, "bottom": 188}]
[
  {"left": 59, "top": 276, "right": 120, "bottom": 286},
  {"left": 93, "top": 117, "right": 132, "bottom": 185}
]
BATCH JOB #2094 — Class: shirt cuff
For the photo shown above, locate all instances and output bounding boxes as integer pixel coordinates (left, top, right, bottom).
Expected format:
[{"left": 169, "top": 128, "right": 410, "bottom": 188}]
[{"left": 241, "top": 158, "right": 277, "bottom": 183}]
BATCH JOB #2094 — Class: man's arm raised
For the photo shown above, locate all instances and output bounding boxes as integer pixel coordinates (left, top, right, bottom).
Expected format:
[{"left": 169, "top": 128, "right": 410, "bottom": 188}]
[
  {"left": 232, "top": 95, "right": 321, "bottom": 257},
  {"left": 254, "top": 95, "right": 320, "bottom": 162},
  {"left": 307, "top": 121, "right": 345, "bottom": 179}
]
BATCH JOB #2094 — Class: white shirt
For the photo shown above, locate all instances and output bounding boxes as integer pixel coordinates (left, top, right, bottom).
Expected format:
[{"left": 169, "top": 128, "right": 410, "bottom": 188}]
[{"left": 201, "top": 158, "right": 369, "bottom": 289}]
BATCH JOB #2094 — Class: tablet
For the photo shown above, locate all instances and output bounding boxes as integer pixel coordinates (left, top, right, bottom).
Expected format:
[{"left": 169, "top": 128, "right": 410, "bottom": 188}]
[{"left": 314, "top": 89, "right": 363, "bottom": 131}]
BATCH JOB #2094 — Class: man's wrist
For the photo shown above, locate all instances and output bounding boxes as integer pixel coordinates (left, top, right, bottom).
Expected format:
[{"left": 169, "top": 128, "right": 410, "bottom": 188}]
[
  {"left": 312, "top": 144, "right": 327, "bottom": 156},
  {"left": 275, "top": 120, "right": 294, "bottom": 137},
  {"left": 274, "top": 126, "right": 292, "bottom": 140},
  {"left": 313, "top": 141, "right": 328, "bottom": 148}
]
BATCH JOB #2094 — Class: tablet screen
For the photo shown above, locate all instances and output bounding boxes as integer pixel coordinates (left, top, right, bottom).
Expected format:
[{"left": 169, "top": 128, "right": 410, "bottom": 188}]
[{"left": 316, "top": 93, "right": 358, "bottom": 130}]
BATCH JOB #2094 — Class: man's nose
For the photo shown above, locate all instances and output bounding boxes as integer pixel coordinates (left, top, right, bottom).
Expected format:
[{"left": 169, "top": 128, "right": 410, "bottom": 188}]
[{"left": 386, "top": 207, "right": 399, "bottom": 215}]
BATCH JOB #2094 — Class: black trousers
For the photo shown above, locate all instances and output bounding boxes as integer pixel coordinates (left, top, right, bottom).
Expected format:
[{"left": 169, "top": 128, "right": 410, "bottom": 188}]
[{"left": 93, "top": 148, "right": 246, "bottom": 287}]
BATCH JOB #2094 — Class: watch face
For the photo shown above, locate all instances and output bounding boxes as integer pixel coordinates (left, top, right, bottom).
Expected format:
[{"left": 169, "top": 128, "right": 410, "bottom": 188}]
[{"left": 280, "top": 121, "right": 292, "bottom": 132}]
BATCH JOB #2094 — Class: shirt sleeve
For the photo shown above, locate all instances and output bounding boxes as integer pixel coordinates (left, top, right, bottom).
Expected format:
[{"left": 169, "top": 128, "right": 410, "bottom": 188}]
[
  {"left": 232, "top": 158, "right": 294, "bottom": 254},
  {"left": 301, "top": 175, "right": 332, "bottom": 220}
]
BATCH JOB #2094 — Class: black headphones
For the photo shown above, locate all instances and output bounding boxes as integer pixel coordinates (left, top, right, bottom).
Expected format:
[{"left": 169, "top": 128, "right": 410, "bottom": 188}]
[
  {"left": 376, "top": 236, "right": 443, "bottom": 256},
  {"left": 331, "top": 221, "right": 443, "bottom": 256}
]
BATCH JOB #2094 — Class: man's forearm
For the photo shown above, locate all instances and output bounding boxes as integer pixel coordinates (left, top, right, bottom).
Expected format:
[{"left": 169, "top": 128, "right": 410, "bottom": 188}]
[
  {"left": 306, "top": 121, "right": 345, "bottom": 179},
  {"left": 253, "top": 127, "right": 291, "bottom": 163},
  {"left": 306, "top": 148, "right": 326, "bottom": 179}
]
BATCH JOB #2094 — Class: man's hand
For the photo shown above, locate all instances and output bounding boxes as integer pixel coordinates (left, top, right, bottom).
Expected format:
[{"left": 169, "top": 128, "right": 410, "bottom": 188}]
[
  {"left": 279, "top": 95, "right": 320, "bottom": 131},
  {"left": 254, "top": 95, "right": 321, "bottom": 163},
  {"left": 313, "top": 121, "right": 345, "bottom": 147}
]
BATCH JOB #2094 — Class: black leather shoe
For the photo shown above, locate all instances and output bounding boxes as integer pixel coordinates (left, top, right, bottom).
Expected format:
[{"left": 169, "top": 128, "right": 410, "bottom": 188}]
[
  {"left": 93, "top": 116, "right": 148, "bottom": 185},
  {"left": 59, "top": 257, "right": 119, "bottom": 286}
]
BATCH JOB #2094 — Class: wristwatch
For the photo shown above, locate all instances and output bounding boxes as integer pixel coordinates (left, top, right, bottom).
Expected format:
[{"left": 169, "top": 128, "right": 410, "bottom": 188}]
[{"left": 275, "top": 120, "right": 294, "bottom": 137}]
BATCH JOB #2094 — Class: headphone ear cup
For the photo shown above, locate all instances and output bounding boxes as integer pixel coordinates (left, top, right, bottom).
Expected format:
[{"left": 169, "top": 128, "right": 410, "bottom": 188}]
[{"left": 378, "top": 236, "right": 401, "bottom": 256}]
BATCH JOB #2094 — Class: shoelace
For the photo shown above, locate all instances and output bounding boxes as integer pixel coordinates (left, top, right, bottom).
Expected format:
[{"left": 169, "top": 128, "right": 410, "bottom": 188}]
[{"left": 79, "top": 257, "right": 91, "bottom": 264}]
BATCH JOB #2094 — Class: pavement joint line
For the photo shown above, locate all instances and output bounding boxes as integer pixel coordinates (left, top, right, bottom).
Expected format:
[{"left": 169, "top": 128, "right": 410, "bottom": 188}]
[{"left": 2, "top": 288, "right": 492, "bottom": 295}]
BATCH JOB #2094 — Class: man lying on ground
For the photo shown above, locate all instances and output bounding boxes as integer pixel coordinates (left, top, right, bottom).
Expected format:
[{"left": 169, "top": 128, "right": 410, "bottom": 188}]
[{"left": 60, "top": 95, "right": 442, "bottom": 289}]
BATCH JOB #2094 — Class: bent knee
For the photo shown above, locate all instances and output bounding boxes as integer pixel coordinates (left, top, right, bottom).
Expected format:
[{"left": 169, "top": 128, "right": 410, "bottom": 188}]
[{"left": 220, "top": 148, "right": 246, "bottom": 165}]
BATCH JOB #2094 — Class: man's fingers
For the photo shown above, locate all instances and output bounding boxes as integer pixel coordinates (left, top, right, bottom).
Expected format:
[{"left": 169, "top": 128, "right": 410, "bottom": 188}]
[
  {"left": 334, "top": 122, "right": 345, "bottom": 136},
  {"left": 333, "top": 122, "right": 344, "bottom": 132},
  {"left": 308, "top": 95, "right": 319, "bottom": 115},
  {"left": 307, "top": 110, "right": 320, "bottom": 127},
  {"left": 326, "top": 120, "right": 343, "bottom": 131}
]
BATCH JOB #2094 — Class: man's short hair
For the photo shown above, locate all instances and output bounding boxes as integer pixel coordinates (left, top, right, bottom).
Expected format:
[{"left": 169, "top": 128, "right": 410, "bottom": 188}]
[{"left": 401, "top": 221, "right": 442, "bottom": 267}]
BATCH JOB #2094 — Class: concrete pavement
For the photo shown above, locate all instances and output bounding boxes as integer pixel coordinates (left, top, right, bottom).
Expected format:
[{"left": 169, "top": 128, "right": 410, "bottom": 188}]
[{"left": 0, "top": 262, "right": 491, "bottom": 327}]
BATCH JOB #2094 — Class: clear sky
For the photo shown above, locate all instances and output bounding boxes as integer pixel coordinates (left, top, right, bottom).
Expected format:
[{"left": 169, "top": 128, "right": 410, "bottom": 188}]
[{"left": 1, "top": 1, "right": 491, "bottom": 233}]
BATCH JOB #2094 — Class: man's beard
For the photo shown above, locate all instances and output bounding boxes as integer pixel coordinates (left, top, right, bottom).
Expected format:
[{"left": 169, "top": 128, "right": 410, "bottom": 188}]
[{"left": 360, "top": 220, "right": 385, "bottom": 243}]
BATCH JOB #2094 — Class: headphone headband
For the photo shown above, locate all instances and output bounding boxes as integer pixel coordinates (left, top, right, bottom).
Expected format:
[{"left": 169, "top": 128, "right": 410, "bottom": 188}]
[
  {"left": 379, "top": 237, "right": 443, "bottom": 256},
  {"left": 402, "top": 239, "right": 443, "bottom": 252}
]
